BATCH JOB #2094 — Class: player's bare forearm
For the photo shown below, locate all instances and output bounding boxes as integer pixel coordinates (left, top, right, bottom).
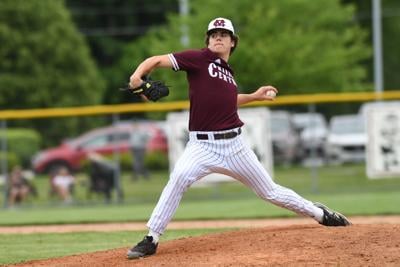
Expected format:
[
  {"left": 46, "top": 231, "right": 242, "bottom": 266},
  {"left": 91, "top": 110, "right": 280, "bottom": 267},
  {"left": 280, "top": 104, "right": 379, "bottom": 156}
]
[
  {"left": 237, "top": 94, "right": 256, "bottom": 106},
  {"left": 129, "top": 55, "right": 172, "bottom": 88},
  {"left": 237, "top": 86, "right": 278, "bottom": 106}
]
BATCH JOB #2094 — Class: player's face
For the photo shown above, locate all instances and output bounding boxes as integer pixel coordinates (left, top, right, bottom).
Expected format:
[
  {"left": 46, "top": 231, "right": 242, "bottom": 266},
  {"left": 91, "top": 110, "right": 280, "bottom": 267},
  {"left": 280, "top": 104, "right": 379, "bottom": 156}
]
[{"left": 208, "top": 30, "right": 234, "bottom": 56}]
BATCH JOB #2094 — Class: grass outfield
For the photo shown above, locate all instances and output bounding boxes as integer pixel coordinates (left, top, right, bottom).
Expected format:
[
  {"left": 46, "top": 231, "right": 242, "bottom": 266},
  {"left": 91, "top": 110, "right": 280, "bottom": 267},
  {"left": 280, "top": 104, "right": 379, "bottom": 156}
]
[
  {"left": 0, "top": 229, "right": 228, "bottom": 265},
  {"left": 0, "top": 164, "right": 399, "bottom": 264},
  {"left": 5, "top": 163, "right": 399, "bottom": 207},
  {"left": 0, "top": 191, "right": 400, "bottom": 225},
  {"left": 1, "top": 163, "right": 400, "bottom": 225}
]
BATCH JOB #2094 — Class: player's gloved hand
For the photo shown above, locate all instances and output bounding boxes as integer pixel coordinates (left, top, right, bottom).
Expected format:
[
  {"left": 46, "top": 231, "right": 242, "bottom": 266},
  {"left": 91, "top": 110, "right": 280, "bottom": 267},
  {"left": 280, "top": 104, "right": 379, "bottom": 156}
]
[{"left": 120, "top": 77, "right": 169, "bottom": 102}]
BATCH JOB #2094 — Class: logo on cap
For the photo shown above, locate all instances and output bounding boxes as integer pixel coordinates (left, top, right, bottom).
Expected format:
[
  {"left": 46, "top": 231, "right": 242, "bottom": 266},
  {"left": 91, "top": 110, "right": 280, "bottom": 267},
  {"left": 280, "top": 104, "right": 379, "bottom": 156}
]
[
  {"left": 213, "top": 19, "right": 225, "bottom": 27},
  {"left": 208, "top": 17, "right": 234, "bottom": 34}
]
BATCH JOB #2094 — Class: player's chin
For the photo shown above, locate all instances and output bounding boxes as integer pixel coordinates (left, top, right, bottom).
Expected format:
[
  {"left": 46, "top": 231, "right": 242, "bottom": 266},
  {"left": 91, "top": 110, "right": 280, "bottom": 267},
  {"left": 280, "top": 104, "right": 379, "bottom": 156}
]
[{"left": 211, "top": 45, "right": 225, "bottom": 53}]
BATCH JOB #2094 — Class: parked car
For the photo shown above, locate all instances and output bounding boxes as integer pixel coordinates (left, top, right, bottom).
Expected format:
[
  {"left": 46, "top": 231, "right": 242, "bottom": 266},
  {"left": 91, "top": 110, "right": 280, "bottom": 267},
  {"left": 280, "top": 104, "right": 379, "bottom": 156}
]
[
  {"left": 325, "top": 114, "right": 366, "bottom": 164},
  {"left": 292, "top": 113, "right": 328, "bottom": 157},
  {"left": 270, "top": 111, "right": 304, "bottom": 164},
  {"left": 32, "top": 121, "right": 168, "bottom": 174}
]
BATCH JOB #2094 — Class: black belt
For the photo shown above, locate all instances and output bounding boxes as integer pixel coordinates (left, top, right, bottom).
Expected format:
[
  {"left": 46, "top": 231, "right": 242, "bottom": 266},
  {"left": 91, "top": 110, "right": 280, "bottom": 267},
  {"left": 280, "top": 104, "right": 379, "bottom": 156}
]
[{"left": 196, "top": 128, "right": 241, "bottom": 140}]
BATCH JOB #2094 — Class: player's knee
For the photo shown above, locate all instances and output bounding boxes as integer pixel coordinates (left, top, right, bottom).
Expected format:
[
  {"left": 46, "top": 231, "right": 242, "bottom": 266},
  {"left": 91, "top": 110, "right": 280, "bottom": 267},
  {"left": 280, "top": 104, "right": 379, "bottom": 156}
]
[
  {"left": 260, "top": 192, "right": 278, "bottom": 202},
  {"left": 169, "top": 170, "right": 195, "bottom": 191},
  {"left": 257, "top": 185, "right": 280, "bottom": 202}
]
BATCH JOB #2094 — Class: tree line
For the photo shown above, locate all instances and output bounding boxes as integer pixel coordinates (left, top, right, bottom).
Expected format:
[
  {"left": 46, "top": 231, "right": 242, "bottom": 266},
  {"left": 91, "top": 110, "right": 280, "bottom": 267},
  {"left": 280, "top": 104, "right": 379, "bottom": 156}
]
[{"left": 0, "top": 0, "right": 399, "bottom": 147}]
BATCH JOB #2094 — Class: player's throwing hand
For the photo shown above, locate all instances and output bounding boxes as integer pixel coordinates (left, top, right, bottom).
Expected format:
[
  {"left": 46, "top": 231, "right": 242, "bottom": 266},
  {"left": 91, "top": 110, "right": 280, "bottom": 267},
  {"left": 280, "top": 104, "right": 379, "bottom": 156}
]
[{"left": 253, "top": 85, "right": 278, "bottom": 101}]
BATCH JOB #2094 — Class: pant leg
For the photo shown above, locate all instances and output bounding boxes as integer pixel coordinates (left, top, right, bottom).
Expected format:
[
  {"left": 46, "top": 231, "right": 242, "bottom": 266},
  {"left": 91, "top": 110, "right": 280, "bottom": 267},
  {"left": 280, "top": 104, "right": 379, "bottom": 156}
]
[
  {"left": 134, "top": 148, "right": 148, "bottom": 178},
  {"left": 147, "top": 140, "right": 222, "bottom": 234},
  {"left": 225, "top": 138, "right": 319, "bottom": 219},
  {"left": 131, "top": 148, "right": 138, "bottom": 180}
]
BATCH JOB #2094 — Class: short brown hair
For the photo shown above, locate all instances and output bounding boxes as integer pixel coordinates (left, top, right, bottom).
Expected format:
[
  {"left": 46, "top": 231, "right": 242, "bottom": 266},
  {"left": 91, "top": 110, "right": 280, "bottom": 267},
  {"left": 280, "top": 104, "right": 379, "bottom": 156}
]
[{"left": 205, "top": 31, "right": 239, "bottom": 55}]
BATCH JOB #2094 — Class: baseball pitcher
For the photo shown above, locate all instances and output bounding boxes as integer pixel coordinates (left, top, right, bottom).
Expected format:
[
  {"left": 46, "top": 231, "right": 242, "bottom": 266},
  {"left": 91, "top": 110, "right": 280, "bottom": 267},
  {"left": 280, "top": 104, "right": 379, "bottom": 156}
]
[{"left": 126, "top": 17, "right": 351, "bottom": 259}]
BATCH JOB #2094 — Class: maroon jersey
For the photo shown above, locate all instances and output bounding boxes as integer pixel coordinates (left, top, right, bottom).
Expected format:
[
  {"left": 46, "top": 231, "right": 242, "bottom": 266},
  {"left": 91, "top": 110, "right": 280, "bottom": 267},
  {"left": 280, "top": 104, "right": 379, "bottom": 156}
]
[{"left": 168, "top": 48, "right": 243, "bottom": 131}]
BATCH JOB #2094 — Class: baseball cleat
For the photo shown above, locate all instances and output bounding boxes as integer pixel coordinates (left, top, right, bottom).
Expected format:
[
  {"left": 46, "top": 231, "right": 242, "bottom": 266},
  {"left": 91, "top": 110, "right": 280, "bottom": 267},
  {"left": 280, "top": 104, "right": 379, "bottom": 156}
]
[
  {"left": 314, "top": 202, "right": 352, "bottom": 226},
  {"left": 127, "top": 235, "right": 158, "bottom": 259}
]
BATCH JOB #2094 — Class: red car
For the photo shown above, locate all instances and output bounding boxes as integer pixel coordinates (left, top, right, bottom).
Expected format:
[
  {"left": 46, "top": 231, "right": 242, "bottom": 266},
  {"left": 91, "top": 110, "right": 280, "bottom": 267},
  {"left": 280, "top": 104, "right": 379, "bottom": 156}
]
[{"left": 32, "top": 122, "right": 168, "bottom": 174}]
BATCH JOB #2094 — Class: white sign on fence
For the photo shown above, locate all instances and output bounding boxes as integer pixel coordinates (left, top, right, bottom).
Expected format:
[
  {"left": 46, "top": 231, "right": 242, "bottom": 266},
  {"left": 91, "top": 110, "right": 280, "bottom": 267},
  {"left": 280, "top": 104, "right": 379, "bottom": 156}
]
[
  {"left": 366, "top": 105, "right": 400, "bottom": 178},
  {"left": 166, "top": 107, "right": 273, "bottom": 186}
]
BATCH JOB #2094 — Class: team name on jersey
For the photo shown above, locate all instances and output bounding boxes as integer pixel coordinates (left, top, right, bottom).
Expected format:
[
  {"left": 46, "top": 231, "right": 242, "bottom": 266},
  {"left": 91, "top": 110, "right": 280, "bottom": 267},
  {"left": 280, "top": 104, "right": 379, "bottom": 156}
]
[{"left": 208, "top": 63, "right": 237, "bottom": 86}]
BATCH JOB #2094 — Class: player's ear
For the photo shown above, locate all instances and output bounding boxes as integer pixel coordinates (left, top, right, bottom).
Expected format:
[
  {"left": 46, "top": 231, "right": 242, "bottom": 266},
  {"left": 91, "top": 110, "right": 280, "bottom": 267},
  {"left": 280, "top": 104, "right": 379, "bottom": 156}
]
[{"left": 230, "top": 34, "right": 239, "bottom": 55}]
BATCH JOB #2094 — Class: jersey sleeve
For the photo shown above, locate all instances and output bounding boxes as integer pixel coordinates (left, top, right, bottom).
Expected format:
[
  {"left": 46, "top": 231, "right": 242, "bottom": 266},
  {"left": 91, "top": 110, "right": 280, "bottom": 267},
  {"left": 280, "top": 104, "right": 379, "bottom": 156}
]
[{"left": 168, "top": 50, "right": 203, "bottom": 72}]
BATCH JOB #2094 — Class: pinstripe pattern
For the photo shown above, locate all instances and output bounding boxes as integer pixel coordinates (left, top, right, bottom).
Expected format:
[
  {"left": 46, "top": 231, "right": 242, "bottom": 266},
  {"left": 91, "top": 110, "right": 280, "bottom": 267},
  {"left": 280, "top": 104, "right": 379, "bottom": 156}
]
[{"left": 147, "top": 128, "right": 318, "bottom": 235}]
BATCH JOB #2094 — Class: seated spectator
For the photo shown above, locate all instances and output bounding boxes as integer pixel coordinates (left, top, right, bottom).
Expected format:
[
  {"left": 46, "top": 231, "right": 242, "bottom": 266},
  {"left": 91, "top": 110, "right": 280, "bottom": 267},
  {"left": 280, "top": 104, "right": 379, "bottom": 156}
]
[
  {"left": 7, "top": 165, "right": 35, "bottom": 207},
  {"left": 87, "top": 153, "right": 116, "bottom": 203},
  {"left": 51, "top": 167, "right": 75, "bottom": 204}
]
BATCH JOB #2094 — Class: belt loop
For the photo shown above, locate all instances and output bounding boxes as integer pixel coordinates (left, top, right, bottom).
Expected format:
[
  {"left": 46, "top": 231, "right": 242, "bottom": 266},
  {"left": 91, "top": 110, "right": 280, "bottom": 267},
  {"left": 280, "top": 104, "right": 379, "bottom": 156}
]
[{"left": 196, "top": 133, "right": 209, "bottom": 140}]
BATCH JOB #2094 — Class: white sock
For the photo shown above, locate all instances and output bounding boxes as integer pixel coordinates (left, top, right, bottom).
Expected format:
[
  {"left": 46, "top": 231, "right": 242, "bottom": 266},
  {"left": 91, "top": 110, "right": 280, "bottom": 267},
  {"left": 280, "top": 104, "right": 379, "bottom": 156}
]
[
  {"left": 148, "top": 230, "right": 160, "bottom": 244},
  {"left": 313, "top": 206, "right": 324, "bottom": 223}
]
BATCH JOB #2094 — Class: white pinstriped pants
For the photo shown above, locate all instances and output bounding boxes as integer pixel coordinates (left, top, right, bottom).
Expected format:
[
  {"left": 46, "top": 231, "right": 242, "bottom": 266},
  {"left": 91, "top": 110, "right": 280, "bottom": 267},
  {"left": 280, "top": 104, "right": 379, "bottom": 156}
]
[{"left": 147, "top": 128, "right": 319, "bottom": 234}]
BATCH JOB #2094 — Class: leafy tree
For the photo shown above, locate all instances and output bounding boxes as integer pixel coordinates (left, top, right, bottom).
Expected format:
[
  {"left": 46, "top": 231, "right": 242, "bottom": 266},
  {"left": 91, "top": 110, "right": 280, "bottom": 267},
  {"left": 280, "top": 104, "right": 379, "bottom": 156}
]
[
  {"left": 119, "top": 0, "right": 370, "bottom": 100},
  {"left": 65, "top": 0, "right": 178, "bottom": 105},
  {"left": 0, "top": 0, "right": 106, "bottom": 146}
]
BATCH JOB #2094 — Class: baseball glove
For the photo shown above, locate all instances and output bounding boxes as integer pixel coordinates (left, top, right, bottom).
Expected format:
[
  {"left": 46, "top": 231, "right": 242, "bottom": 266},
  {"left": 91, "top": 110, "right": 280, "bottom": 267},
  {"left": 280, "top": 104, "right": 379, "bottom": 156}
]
[{"left": 120, "top": 78, "right": 169, "bottom": 102}]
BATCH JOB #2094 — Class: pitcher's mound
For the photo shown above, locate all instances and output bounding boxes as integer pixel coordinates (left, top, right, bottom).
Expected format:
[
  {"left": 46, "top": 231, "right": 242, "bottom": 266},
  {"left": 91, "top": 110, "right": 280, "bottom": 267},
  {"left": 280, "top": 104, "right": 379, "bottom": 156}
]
[{"left": 13, "top": 224, "right": 400, "bottom": 266}]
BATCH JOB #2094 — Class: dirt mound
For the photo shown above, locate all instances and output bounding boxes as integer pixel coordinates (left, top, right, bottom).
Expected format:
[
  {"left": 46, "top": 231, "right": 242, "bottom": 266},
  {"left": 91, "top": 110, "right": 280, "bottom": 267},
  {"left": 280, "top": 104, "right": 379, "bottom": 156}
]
[{"left": 10, "top": 224, "right": 400, "bottom": 266}]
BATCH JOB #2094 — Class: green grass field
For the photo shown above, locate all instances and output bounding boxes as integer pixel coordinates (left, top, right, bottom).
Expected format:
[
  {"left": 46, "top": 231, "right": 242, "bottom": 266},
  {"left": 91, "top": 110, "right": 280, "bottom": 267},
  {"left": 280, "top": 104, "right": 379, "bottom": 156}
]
[
  {"left": 1, "top": 163, "right": 400, "bottom": 225},
  {"left": 1, "top": 191, "right": 399, "bottom": 226},
  {"left": 0, "top": 163, "right": 399, "bottom": 264}
]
